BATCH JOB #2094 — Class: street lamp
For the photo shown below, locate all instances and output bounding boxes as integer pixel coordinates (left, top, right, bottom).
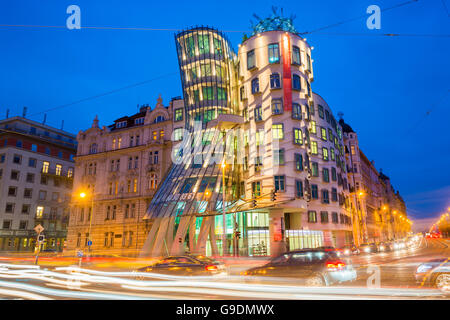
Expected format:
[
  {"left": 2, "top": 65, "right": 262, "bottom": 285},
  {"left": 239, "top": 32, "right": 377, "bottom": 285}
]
[
  {"left": 79, "top": 187, "right": 94, "bottom": 257},
  {"left": 221, "top": 160, "right": 227, "bottom": 256}
]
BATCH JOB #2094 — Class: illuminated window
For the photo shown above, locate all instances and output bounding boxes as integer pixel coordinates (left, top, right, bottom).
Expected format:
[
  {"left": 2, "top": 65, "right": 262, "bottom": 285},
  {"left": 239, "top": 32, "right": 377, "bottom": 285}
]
[
  {"left": 200, "top": 63, "right": 212, "bottom": 76},
  {"left": 118, "top": 138, "right": 122, "bottom": 148},
  {"left": 272, "top": 124, "right": 284, "bottom": 140},
  {"left": 293, "top": 128, "right": 303, "bottom": 145},
  {"left": 256, "top": 130, "right": 264, "bottom": 147},
  {"left": 252, "top": 181, "right": 261, "bottom": 197},
  {"left": 112, "top": 139, "right": 116, "bottom": 150},
  {"left": 36, "top": 206, "right": 44, "bottom": 218},
  {"left": 42, "top": 161, "right": 49, "bottom": 173},
  {"left": 268, "top": 43, "right": 280, "bottom": 63},
  {"left": 186, "top": 35, "right": 195, "bottom": 57},
  {"left": 254, "top": 156, "right": 262, "bottom": 172},
  {"left": 330, "top": 148, "right": 335, "bottom": 161},
  {"left": 55, "top": 164, "right": 62, "bottom": 176},
  {"left": 350, "top": 145, "right": 356, "bottom": 155},
  {"left": 321, "top": 128, "right": 327, "bottom": 141},
  {"left": 217, "top": 87, "right": 226, "bottom": 100},
  {"left": 213, "top": 37, "right": 222, "bottom": 55},
  {"left": 133, "top": 179, "right": 138, "bottom": 193},
  {"left": 160, "top": 130, "right": 164, "bottom": 139},
  {"left": 310, "top": 121, "right": 317, "bottom": 134},
  {"left": 273, "top": 149, "right": 285, "bottom": 166},
  {"left": 174, "top": 108, "right": 183, "bottom": 122},
  {"left": 153, "top": 131, "right": 157, "bottom": 140},
  {"left": 308, "top": 211, "right": 317, "bottom": 223},
  {"left": 173, "top": 128, "right": 183, "bottom": 141},
  {"left": 254, "top": 105, "right": 262, "bottom": 121},
  {"left": 311, "top": 141, "right": 318, "bottom": 154},
  {"left": 202, "top": 86, "right": 214, "bottom": 101},
  {"left": 198, "top": 34, "right": 210, "bottom": 54},
  {"left": 323, "top": 147, "right": 329, "bottom": 161}
]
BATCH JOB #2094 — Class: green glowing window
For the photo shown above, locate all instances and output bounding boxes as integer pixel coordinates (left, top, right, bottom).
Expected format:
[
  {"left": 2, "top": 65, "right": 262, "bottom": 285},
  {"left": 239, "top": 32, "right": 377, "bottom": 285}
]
[
  {"left": 190, "top": 67, "right": 198, "bottom": 80},
  {"left": 213, "top": 37, "right": 223, "bottom": 55},
  {"left": 200, "top": 63, "right": 212, "bottom": 77},
  {"left": 215, "top": 64, "right": 224, "bottom": 78},
  {"left": 174, "top": 108, "right": 183, "bottom": 122},
  {"left": 202, "top": 86, "right": 214, "bottom": 100},
  {"left": 268, "top": 43, "right": 280, "bottom": 63},
  {"left": 193, "top": 90, "right": 199, "bottom": 103},
  {"left": 173, "top": 128, "right": 183, "bottom": 141},
  {"left": 217, "top": 87, "right": 226, "bottom": 100},
  {"left": 203, "top": 109, "right": 216, "bottom": 123},
  {"left": 198, "top": 35, "right": 210, "bottom": 54},
  {"left": 186, "top": 36, "right": 195, "bottom": 57}
]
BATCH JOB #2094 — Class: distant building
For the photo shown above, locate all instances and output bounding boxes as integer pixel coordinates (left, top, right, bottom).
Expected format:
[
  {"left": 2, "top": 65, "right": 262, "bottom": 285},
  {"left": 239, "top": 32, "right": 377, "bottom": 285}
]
[
  {"left": 341, "top": 118, "right": 411, "bottom": 244},
  {"left": 0, "top": 116, "right": 76, "bottom": 251},
  {"left": 65, "top": 96, "right": 181, "bottom": 256}
]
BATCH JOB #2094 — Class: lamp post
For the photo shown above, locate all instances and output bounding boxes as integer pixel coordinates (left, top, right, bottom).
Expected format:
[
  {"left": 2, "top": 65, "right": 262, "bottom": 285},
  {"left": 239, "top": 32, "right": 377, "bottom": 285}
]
[
  {"left": 79, "top": 186, "right": 94, "bottom": 258},
  {"left": 221, "top": 160, "right": 227, "bottom": 256}
]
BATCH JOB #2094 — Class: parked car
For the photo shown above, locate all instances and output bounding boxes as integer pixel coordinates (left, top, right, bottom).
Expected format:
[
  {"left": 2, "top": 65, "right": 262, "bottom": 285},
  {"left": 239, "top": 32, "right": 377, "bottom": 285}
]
[
  {"left": 136, "top": 255, "right": 226, "bottom": 277},
  {"left": 415, "top": 258, "right": 450, "bottom": 290},
  {"left": 341, "top": 244, "right": 360, "bottom": 256},
  {"left": 359, "top": 243, "right": 378, "bottom": 254},
  {"left": 241, "top": 249, "right": 357, "bottom": 286}
]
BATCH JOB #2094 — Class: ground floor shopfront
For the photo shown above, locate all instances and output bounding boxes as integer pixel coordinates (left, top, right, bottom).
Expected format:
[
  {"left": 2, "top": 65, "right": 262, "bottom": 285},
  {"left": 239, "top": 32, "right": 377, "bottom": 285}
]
[{"left": 0, "top": 231, "right": 66, "bottom": 252}]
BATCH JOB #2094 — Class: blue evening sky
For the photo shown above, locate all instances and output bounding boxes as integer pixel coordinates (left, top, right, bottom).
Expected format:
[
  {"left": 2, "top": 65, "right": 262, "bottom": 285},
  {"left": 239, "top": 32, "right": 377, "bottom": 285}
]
[{"left": 0, "top": 0, "right": 449, "bottom": 223}]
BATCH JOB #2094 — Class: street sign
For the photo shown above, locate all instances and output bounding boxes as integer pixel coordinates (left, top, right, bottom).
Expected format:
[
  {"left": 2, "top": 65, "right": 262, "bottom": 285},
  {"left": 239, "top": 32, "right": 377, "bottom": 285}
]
[
  {"left": 77, "top": 250, "right": 83, "bottom": 258},
  {"left": 34, "top": 224, "right": 44, "bottom": 234},
  {"left": 87, "top": 240, "right": 92, "bottom": 246}
]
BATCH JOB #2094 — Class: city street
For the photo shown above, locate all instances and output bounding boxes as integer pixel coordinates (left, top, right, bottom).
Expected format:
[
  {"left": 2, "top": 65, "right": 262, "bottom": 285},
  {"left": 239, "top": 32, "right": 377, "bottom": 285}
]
[{"left": 0, "top": 238, "right": 447, "bottom": 300}]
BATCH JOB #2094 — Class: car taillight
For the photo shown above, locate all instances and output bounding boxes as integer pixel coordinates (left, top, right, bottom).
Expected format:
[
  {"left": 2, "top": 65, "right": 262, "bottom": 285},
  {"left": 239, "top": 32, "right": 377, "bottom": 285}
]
[
  {"left": 205, "top": 265, "right": 218, "bottom": 271},
  {"left": 326, "top": 261, "right": 346, "bottom": 270}
]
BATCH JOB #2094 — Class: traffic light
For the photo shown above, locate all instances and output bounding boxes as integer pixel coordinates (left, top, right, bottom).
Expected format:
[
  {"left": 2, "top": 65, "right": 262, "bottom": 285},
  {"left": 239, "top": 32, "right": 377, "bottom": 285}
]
[
  {"left": 271, "top": 190, "right": 277, "bottom": 202},
  {"left": 250, "top": 199, "right": 256, "bottom": 208},
  {"left": 235, "top": 231, "right": 241, "bottom": 239},
  {"left": 178, "top": 237, "right": 182, "bottom": 244}
]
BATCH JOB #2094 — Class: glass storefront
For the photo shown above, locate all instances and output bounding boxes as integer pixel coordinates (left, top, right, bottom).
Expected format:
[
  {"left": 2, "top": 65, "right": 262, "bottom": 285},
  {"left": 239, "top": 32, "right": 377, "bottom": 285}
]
[{"left": 285, "top": 230, "right": 324, "bottom": 251}]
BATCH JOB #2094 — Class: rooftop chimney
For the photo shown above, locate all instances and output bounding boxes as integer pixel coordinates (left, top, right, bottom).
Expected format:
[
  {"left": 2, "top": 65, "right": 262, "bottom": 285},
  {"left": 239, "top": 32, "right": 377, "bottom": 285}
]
[{"left": 22, "top": 106, "right": 27, "bottom": 118}]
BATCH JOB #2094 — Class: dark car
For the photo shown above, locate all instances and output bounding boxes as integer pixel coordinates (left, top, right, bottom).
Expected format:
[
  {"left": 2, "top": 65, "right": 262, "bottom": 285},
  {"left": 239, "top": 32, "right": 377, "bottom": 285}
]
[
  {"left": 415, "top": 258, "right": 450, "bottom": 290},
  {"left": 341, "top": 244, "right": 360, "bottom": 256},
  {"left": 242, "top": 249, "right": 357, "bottom": 286},
  {"left": 377, "top": 242, "right": 393, "bottom": 252},
  {"left": 359, "top": 243, "right": 378, "bottom": 254},
  {"left": 136, "top": 255, "right": 226, "bottom": 277}
]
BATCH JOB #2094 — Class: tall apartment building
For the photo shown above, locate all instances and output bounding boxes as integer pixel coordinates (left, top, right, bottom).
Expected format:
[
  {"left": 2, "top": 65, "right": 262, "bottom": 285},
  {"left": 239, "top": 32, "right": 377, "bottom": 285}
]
[
  {"left": 0, "top": 116, "right": 76, "bottom": 252},
  {"left": 143, "top": 15, "right": 354, "bottom": 258},
  {"left": 65, "top": 96, "right": 180, "bottom": 256},
  {"left": 341, "top": 118, "right": 411, "bottom": 244}
]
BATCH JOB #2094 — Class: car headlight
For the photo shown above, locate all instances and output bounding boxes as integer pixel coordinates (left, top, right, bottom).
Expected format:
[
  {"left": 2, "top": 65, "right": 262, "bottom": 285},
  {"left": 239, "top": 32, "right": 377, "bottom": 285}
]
[
  {"left": 380, "top": 246, "right": 385, "bottom": 251},
  {"left": 364, "top": 248, "right": 370, "bottom": 252},
  {"left": 344, "top": 249, "right": 350, "bottom": 255},
  {"left": 416, "top": 265, "right": 433, "bottom": 273},
  {"left": 393, "top": 244, "right": 399, "bottom": 249}
]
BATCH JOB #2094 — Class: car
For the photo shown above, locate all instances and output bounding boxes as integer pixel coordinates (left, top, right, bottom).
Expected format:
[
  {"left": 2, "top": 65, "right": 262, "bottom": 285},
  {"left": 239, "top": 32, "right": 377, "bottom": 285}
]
[
  {"left": 415, "top": 259, "right": 450, "bottom": 290},
  {"left": 318, "top": 246, "right": 344, "bottom": 257},
  {"left": 393, "top": 240, "right": 406, "bottom": 250},
  {"left": 341, "top": 245, "right": 360, "bottom": 256},
  {"left": 136, "top": 255, "right": 226, "bottom": 277},
  {"left": 241, "top": 249, "right": 357, "bottom": 286},
  {"left": 359, "top": 243, "right": 378, "bottom": 254},
  {"left": 377, "top": 242, "right": 393, "bottom": 252}
]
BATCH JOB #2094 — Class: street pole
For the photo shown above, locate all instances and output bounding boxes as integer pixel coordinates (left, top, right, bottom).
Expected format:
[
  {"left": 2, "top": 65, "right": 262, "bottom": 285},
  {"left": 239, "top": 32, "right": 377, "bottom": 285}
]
[
  {"left": 34, "top": 231, "right": 41, "bottom": 265},
  {"left": 222, "top": 159, "right": 227, "bottom": 256},
  {"left": 87, "top": 185, "right": 94, "bottom": 259}
]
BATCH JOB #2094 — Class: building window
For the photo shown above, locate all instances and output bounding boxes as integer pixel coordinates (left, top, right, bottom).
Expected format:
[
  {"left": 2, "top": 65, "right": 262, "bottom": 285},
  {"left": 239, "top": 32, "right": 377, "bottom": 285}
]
[
  {"left": 332, "top": 212, "right": 339, "bottom": 224},
  {"left": 308, "top": 211, "right": 317, "bottom": 223},
  {"left": 274, "top": 175, "right": 285, "bottom": 192},
  {"left": 198, "top": 34, "right": 209, "bottom": 54},
  {"left": 8, "top": 186, "right": 17, "bottom": 197},
  {"left": 135, "top": 117, "right": 144, "bottom": 125},
  {"left": 149, "top": 174, "right": 158, "bottom": 189},
  {"left": 331, "top": 167, "right": 337, "bottom": 181},
  {"left": 247, "top": 49, "right": 255, "bottom": 69},
  {"left": 254, "top": 156, "right": 263, "bottom": 172},
  {"left": 174, "top": 108, "right": 183, "bottom": 122},
  {"left": 323, "top": 148, "right": 329, "bottom": 161},
  {"left": 252, "top": 181, "right": 261, "bottom": 197},
  {"left": 2, "top": 220, "right": 12, "bottom": 230},
  {"left": 292, "top": 74, "right": 301, "bottom": 90},
  {"left": 10, "top": 170, "right": 19, "bottom": 180},
  {"left": 0, "top": 154, "right": 5, "bottom": 163},
  {"left": 322, "top": 189, "right": 330, "bottom": 204},
  {"left": 42, "top": 161, "right": 49, "bottom": 173},
  {"left": 330, "top": 148, "right": 335, "bottom": 161},
  {"left": 254, "top": 105, "right": 263, "bottom": 121},
  {"left": 133, "top": 179, "right": 138, "bottom": 193},
  {"left": 251, "top": 78, "right": 259, "bottom": 94},
  {"left": 323, "top": 168, "right": 330, "bottom": 182},
  {"left": 28, "top": 158, "right": 37, "bottom": 167},
  {"left": 295, "top": 180, "right": 303, "bottom": 198},
  {"left": 89, "top": 144, "right": 98, "bottom": 154},
  {"left": 153, "top": 151, "right": 159, "bottom": 164},
  {"left": 173, "top": 128, "right": 183, "bottom": 142},
  {"left": 321, "top": 128, "right": 327, "bottom": 141},
  {"left": 256, "top": 130, "right": 264, "bottom": 147},
  {"left": 310, "top": 121, "right": 317, "bottom": 134},
  {"left": 311, "top": 185, "right": 318, "bottom": 199},
  {"left": 292, "top": 46, "right": 301, "bottom": 65},
  {"left": 268, "top": 43, "right": 280, "bottom": 63},
  {"left": 273, "top": 149, "right": 285, "bottom": 166},
  {"left": 270, "top": 73, "right": 281, "bottom": 89},
  {"left": 24, "top": 188, "right": 32, "bottom": 198},
  {"left": 21, "top": 204, "right": 30, "bottom": 214},
  {"left": 272, "top": 124, "right": 284, "bottom": 140},
  {"left": 311, "top": 141, "right": 318, "bottom": 155},
  {"left": 36, "top": 206, "right": 44, "bottom": 218},
  {"left": 272, "top": 99, "right": 283, "bottom": 115},
  {"left": 13, "top": 154, "right": 22, "bottom": 164},
  {"left": 56, "top": 164, "right": 62, "bottom": 176},
  {"left": 295, "top": 153, "right": 303, "bottom": 171},
  {"left": 68, "top": 168, "right": 74, "bottom": 178},
  {"left": 5, "top": 203, "right": 14, "bottom": 213},
  {"left": 331, "top": 188, "right": 338, "bottom": 202},
  {"left": 311, "top": 162, "right": 319, "bottom": 177},
  {"left": 320, "top": 211, "right": 329, "bottom": 223},
  {"left": 292, "top": 103, "right": 301, "bottom": 120},
  {"left": 318, "top": 105, "right": 324, "bottom": 119},
  {"left": 293, "top": 128, "right": 303, "bottom": 145}
]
